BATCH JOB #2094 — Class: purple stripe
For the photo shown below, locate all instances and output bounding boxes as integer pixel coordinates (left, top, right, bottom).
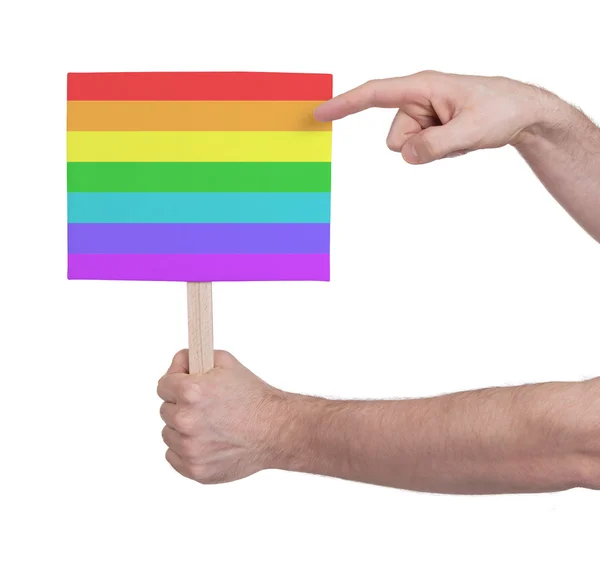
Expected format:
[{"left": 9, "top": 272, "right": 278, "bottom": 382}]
[
  {"left": 68, "top": 254, "right": 330, "bottom": 282},
  {"left": 68, "top": 223, "right": 329, "bottom": 254}
]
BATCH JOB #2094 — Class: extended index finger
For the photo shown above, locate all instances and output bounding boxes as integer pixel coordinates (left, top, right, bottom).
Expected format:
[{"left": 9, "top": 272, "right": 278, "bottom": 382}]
[{"left": 313, "top": 76, "right": 426, "bottom": 122}]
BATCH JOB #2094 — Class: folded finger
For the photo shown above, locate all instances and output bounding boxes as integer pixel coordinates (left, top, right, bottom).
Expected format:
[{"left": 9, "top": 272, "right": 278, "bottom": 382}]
[
  {"left": 162, "top": 425, "right": 183, "bottom": 454},
  {"left": 157, "top": 372, "right": 190, "bottom": 403},
  {"left": 165, "top": 448, "right": 193, "bottom": 479},
  {"left": 159, "top": 402, "right": 178, "bottom": 428},
  {"left": 159, "top": 402, "right": 200, "bottom": 436},
  {"left": 386, "top": 110, "right": 422, "bottom": 152}
]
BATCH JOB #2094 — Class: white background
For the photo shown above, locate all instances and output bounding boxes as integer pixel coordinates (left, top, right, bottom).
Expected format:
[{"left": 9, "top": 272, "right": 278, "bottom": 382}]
[{"left": 1, "top": 0, "right": 599, "bottom": 559}]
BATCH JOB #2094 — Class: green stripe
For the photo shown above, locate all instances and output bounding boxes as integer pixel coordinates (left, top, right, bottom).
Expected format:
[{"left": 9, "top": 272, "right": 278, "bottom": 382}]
[{"left": 67, "top": 162, "right": 331, "bottom": 192}]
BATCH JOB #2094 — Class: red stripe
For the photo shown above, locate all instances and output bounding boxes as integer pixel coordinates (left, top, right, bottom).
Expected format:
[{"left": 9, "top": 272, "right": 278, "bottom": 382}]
[{"left": 67, "top": 72, "right": 333, "bottom": 101}]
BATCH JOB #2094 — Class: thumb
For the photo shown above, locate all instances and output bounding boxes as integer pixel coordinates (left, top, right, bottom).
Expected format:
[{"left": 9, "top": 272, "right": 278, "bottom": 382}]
[{"left": 402, "top": 117, "right": 480, "bottom": 164}]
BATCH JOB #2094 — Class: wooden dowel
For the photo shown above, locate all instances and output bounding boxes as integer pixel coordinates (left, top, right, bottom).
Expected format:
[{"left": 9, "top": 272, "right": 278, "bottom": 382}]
[{"left": 187, "top": 282, "right": 214, "bottom": 374}]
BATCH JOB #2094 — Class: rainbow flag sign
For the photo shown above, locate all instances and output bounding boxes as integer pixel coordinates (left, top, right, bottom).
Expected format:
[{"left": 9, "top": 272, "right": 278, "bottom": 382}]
[{"left": 67, "top": 71, "right": 333, "bottom": 282}]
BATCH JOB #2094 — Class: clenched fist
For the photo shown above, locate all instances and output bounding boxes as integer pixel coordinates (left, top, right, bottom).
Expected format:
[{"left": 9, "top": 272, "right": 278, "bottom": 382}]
[{"left": 157, "top": 350, "right": 289, "bottom": 484}]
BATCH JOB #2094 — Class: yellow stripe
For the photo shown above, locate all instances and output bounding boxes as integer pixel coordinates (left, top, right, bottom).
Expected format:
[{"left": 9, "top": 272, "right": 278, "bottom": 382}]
[{"left": 67, "top": 131, "right": 332, "bottom": 162}]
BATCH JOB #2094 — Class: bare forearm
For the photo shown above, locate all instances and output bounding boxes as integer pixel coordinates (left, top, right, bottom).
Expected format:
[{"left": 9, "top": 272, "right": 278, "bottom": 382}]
[
  {"left": 271, "top": 378, "right": 600, "bottom": 494},
  {"left": 515, "top": 91, "right": 600, "bottom": 243}
]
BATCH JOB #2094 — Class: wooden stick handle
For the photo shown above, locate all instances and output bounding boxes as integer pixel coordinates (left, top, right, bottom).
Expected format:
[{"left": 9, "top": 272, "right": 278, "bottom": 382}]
[{"left": 187, "top": 282, "right": 214, "bottom": 374}]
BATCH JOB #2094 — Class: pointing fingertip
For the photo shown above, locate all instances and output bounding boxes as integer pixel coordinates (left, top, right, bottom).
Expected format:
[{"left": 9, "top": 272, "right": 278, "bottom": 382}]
[{"left": 313, "top": 104, "right": 331, "bottom": 122}]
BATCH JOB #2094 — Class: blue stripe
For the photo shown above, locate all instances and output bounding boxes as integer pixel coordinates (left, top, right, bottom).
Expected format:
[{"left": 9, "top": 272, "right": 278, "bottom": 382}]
[{"left": 67, "top": 192, "right": 330, "bottom": 223}]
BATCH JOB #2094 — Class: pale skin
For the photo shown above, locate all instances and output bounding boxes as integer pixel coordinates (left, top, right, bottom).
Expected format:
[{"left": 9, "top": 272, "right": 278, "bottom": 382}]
[{"left": 158, "top": 71, "right": 600, "bottom": 493}]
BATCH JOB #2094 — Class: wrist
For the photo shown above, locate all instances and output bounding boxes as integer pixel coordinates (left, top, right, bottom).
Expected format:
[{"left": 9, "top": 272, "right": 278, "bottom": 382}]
[
  {"left": 262, "top": 392, "right": 333, "bottom": 473},
  {"left": 511, "top": 87, "right": 581, "bottom": 148}
]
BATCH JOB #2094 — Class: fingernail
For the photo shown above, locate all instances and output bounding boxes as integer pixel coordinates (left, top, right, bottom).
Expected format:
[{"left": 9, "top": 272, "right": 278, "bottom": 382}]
[
  {"left": 411, "top": 144, "right": 419, "bottom": 161},
  {"left": 404, "top": 143, "right": 419, "bottom": 164}
]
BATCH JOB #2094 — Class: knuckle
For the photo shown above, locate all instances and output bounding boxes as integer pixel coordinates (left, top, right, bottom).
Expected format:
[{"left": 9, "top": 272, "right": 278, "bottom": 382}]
[
  {"left": 416, "top": 70, "right": 443, "bottom": 89},
  {"left": 159, "top": 402, "right": 173, "bottom": 424},
  {"left": 159, "top": 402, "right": 168, "bottom": 421},
  {"left": 189, "top": 465, "right": 209, "bottom": 483},
  {"left": 214, "top": 350, "right": 236, "bottom": 368},
  {"left": 179, "top": 437, "right": 198, "bottom": 459},
  {"left": 177, "top": 460, "right": 197, "bottom": 480},
  {"left": 165, "top": 449, "right": 181, "bottom": 471},
  {"left": 156, "top": 375, "right": 168, "bottom": 397},
  {"left": 364, "top": 79, "right": 379, "bottom": 103},
  {"left": 173, "top": 409, "right": 195, "bottom": 433},
  {"left": 174, "top": 348, "right": 188, "bottom": 362},
  {"left": 178, "top": 380, "right": 200, "bottom": 404}
]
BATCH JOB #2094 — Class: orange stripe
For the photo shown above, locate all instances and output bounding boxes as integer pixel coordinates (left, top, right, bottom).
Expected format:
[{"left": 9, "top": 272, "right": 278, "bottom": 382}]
[{"left": 67, "top": 101, "right": 331, "bottom": 131}]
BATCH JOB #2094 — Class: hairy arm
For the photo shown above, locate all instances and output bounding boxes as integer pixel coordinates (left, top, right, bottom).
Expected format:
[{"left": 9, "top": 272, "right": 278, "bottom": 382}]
[
  {"left": 514, "top": 95, "right": 600, "bottom": 242},
  {"left": 275, "top": 377, "right": 600, "bottom": 494},
  {"left": 158, "top": 351, "right": 600, "bottom": 494}
]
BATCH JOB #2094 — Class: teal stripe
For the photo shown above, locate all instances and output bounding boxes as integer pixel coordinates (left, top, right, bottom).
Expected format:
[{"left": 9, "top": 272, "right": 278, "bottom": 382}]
[{"left": 67, "top": 193, "right": 330, "bottom": 223}]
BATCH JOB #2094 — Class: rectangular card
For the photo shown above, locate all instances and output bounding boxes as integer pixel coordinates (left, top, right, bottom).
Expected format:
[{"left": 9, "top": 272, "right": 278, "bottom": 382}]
[{"left": 67, "top": 71, "right": 332, "bottom": 281}]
